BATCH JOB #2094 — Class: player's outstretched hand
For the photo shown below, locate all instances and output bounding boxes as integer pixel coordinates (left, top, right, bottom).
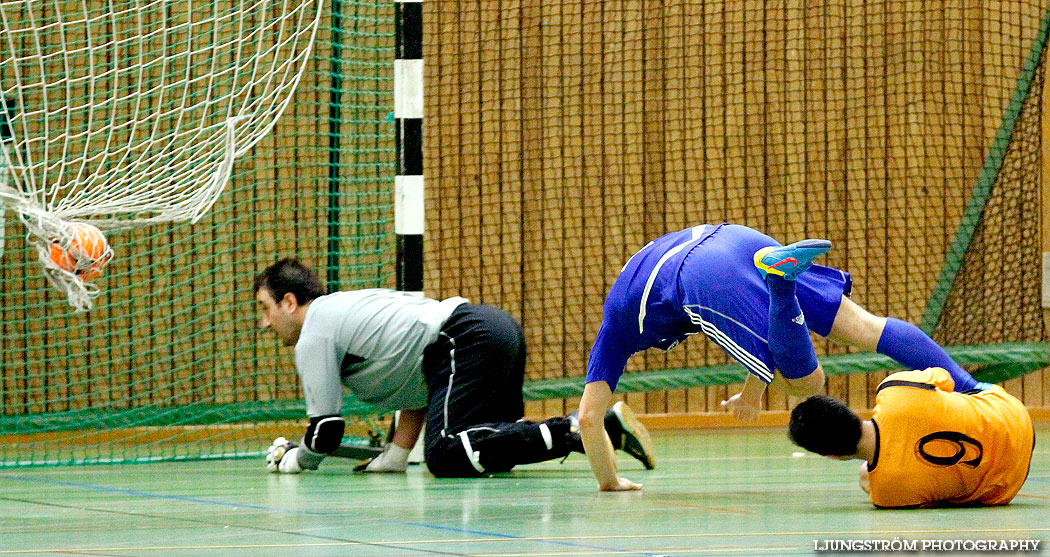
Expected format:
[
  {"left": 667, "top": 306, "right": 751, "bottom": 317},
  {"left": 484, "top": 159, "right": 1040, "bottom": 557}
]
[
  {"left": 599, "top": 476, "right": 643, "bottom": 492},
  {"left": 266, "top": 436, "right": 303, "bottom": 473},
  {"left": 721, "top": 392, "right": 761, "bottom": 422},
  {"left": 353, "top": 443, "right": 409, "bottom": 473}
]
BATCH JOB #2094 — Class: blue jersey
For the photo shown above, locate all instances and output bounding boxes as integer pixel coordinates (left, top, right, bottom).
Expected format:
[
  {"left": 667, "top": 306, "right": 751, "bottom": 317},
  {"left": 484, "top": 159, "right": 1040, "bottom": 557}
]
[{"left": 586, "top": 223, "right": 852, "bottom": 391}]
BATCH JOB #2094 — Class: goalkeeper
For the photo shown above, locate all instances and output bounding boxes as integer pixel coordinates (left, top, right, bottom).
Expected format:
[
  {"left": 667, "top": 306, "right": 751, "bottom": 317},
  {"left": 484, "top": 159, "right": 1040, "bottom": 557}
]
[
  {"left": 579, "top": 223, "right": 979, "bottom": 491},
  {"left": 254, "top": 259, "right": 654, "bottom": 477}
]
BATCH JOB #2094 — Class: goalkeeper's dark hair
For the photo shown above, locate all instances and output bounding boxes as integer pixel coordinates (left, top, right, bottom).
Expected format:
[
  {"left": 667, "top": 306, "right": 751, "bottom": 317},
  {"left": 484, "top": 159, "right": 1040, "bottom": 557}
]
[
  {"left": 254, "top": 258, "right": 328, "bottom": 305},
  {"left": 789, "top": 395, "right": 862, "bottom": 456}
]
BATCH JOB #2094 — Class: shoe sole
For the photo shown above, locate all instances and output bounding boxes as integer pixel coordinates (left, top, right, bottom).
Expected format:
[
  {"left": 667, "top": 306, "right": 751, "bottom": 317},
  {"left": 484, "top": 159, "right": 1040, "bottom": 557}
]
[
  {"left": 611, "top": 401, "right": 656, "bottom": 470},
  {"left": 754, "top": 239, "right": 832, "bottom": 278}
]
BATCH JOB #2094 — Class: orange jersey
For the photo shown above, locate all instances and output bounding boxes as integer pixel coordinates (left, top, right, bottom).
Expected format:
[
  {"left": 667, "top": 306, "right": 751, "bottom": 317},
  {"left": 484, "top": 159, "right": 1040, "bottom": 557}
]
[{"left": 868, "top": 368, "right": 1034, "bottom": 508}]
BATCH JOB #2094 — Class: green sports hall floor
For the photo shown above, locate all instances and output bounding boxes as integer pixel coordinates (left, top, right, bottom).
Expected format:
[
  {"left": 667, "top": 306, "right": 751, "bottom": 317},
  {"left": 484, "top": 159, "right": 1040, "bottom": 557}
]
[{"left": 2, "top": 427, "right": 1048, "bottom": 556}]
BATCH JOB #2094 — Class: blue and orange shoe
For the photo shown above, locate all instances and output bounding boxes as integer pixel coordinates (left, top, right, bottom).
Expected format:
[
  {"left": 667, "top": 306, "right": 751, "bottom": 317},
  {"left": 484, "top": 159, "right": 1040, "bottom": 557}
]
[{"left": 754, "top": 239, "right": 832, "bottom": 281}]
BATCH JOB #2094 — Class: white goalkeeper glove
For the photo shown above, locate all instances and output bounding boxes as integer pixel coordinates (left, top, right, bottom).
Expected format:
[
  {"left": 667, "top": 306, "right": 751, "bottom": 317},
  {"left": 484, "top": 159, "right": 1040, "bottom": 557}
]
[
  {"left": 266, "top": 436, "right": 303, "bottom": 474},
  {"left": 353, "top": 443, "right": 411, "bottom": 473}
]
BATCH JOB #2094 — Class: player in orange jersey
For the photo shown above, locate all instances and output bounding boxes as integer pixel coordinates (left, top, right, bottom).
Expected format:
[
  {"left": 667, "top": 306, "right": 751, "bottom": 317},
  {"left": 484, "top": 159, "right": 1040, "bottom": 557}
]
[{"left": 789, "top": 367, "right": 1034, "bottom": 508}]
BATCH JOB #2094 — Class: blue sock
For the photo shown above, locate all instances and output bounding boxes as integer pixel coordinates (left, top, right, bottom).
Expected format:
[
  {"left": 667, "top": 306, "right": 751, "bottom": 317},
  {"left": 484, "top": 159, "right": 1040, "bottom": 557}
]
[
  {"left": 876, "top": 317, "right": 977, "bottom": 391},
  {"left": 765, "top": 275, "right": 819, "bottom": 379}
]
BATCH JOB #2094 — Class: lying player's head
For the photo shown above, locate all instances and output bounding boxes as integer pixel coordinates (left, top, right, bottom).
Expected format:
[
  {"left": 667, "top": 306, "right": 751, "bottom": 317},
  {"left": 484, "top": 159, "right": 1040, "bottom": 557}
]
[
  {"left": 253, "top": 259, "right": 327, "bottom": 345},
  {"left": 788, "top": 395, "right": 862, "bottom": 458}
]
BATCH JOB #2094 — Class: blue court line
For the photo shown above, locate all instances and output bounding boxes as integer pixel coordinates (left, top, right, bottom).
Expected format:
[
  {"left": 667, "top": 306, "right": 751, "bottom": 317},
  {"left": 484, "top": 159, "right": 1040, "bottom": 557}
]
[
  {"left": 0, "top": 473, "right": 333, "bottom": 516},
  {"left": 0, "top": 473, "right": 669, "bottom": 556}
]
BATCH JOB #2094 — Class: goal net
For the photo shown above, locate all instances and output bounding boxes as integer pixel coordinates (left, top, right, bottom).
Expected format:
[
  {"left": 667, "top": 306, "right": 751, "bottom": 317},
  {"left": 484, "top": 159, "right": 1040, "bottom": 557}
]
[
  {"left": 0, "top": 0, "right": 396, "bottom": 466},
  {"left": 0, "top": 0, "right": 324, "bottom": 310}
]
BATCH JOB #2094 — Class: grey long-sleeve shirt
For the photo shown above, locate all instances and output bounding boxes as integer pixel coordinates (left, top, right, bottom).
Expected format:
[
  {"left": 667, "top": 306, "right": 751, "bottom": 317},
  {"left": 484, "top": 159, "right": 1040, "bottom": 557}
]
[{"left": 294, "top": 289, "right": 468, "bottom": 416}]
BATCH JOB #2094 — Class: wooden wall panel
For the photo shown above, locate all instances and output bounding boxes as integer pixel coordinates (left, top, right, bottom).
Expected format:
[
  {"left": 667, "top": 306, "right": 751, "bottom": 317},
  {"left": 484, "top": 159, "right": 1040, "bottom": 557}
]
[{"left": 423, "top": 0, "right": 1050, "bottom": 418}]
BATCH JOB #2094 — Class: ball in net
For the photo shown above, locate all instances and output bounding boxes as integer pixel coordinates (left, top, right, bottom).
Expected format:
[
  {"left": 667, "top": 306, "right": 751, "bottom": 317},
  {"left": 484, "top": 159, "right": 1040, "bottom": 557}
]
[{"left": 49, "top": 223, "right": 113, "bottom": 281}]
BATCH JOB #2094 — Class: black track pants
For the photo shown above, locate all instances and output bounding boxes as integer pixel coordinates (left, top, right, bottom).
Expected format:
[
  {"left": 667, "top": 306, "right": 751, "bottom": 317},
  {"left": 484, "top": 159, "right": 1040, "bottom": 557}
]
[{"left": 422, "top": 304, "right": 574, "bottom": 478}]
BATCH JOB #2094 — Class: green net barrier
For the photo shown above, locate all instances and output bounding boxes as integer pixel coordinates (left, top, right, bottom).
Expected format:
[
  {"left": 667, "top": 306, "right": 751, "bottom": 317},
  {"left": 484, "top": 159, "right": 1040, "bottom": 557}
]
[
  {"left": 921, "top": 5, "right": 1050, "bottom": 334},
  {"left": 522, "top": 343, "right": 1050, "bottom": 400},
  {"left": 0, "top": 398, "right": 377, "bottom": 435}
]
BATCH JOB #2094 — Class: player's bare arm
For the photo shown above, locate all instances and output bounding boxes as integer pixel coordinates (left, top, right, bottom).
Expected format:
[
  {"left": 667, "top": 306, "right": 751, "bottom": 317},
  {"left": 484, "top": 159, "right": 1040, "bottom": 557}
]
[{"left": 580, "top": 381, "right": 642, "bottom": 491}]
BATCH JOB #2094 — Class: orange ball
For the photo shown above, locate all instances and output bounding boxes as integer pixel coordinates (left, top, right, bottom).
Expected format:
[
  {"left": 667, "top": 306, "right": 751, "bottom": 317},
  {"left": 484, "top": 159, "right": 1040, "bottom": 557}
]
[{"left": 49, "top": 223, "right": 112, "bottom": 281}]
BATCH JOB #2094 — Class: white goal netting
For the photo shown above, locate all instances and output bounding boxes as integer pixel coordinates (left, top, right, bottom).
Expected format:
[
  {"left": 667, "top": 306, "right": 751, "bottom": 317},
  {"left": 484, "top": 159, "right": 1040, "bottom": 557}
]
[{"left": 0, "top": 0, "right": 324, "bottom": 309}]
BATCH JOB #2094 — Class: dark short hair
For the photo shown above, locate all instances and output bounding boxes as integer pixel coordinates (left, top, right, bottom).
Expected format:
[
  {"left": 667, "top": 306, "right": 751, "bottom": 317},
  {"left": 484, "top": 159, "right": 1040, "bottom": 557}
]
[
  {"left": 789, "top": 395, "right": 862, "bottom": 456},
  {"left": 253, "top": 258, "right": 327, "bottom": 305}
]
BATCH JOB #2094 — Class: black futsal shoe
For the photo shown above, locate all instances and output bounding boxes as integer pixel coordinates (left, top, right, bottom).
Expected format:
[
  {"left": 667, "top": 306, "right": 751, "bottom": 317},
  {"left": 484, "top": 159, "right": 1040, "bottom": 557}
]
[
  {"left": 565, "top": 402, "right": 656, "bottom": 469},
  {"left": 604, "top": 401, "right": 656, "bottom": 470}
]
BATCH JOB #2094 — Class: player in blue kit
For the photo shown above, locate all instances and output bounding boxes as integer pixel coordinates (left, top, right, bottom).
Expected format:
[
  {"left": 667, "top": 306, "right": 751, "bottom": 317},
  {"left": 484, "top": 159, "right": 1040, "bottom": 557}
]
[{"left": 577, "top": 223, "right": 980, "bottom": 491}]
